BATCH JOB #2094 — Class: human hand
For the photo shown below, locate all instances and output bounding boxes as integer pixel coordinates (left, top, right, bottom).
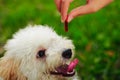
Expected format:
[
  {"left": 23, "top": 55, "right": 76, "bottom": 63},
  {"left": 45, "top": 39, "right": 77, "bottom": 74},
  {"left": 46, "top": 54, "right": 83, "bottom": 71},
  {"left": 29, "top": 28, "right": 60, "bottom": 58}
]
[{"left": 54, "top": 0, "right": 113, "bottom": 23}]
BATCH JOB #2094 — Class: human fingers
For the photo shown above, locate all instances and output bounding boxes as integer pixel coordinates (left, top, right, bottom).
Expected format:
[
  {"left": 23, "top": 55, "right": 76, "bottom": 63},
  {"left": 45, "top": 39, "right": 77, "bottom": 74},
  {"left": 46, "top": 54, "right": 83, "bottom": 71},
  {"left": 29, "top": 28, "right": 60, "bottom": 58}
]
[
  {"left": 61, "top": 0, "right": 73, "bottom": 22},
  {"left": 54, "top": 0, "right": 62, "bottom": 12},
  {"left": 67, "top": 5, "right": 93, "bottom": 22},
  {"left": 67, "top": 0, "right": 113, "bottom": 22}
]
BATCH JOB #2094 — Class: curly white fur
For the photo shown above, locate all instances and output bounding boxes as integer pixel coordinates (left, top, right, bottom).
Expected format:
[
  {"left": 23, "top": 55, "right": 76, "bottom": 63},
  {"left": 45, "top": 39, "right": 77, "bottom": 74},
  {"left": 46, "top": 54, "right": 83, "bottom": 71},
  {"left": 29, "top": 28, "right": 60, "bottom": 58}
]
[{"left": 0, "top": 25, "right": 79, "bottom": 80}]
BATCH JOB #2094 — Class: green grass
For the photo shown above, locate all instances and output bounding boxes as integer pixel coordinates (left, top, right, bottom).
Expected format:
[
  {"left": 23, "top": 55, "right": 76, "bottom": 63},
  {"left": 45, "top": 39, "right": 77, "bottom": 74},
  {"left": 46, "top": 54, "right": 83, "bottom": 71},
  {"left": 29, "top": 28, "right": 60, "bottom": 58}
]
[{"left": 0, "top": 0, "right": 120, "bottom": 80}]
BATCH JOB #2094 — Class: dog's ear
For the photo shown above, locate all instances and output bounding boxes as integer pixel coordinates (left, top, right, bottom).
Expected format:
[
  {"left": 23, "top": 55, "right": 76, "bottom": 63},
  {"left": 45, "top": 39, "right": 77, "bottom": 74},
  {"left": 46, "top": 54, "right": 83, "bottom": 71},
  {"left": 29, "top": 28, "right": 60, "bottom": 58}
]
[{"left": 0, "top": 58, "right": 27, "bottom": 80}]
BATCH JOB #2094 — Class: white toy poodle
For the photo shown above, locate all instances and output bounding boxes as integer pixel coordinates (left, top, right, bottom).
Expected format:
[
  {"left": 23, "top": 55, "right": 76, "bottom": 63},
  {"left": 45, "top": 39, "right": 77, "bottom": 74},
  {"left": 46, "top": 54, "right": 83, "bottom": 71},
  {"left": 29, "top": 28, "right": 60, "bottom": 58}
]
[{"left": 0, "top": 25, "right": 79, "bottom": 80}]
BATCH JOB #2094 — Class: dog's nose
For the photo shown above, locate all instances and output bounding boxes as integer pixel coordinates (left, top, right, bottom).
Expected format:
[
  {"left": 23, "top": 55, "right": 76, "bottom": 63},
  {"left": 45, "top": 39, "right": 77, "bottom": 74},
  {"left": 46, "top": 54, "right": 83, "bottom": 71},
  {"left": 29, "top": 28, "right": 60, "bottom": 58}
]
[{"left": 62, "top": 49, "right": 72, "bottom": 59}]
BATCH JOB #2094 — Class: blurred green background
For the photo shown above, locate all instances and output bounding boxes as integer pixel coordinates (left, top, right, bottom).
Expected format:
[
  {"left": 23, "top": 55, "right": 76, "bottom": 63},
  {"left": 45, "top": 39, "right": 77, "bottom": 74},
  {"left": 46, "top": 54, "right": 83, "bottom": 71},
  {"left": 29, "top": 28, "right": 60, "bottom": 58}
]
[{"left": 0, "top": 0, "right": 120, "bottom": 80}]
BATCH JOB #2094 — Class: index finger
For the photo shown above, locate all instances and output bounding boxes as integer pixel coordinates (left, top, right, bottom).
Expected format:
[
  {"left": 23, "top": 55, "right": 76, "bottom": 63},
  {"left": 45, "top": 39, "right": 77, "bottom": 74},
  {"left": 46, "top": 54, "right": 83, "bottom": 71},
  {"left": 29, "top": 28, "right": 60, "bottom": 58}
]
[
  {"left": 54, "top": 0, "right": 62, "bottom": 12},
  {"left": 61, "top": 0, "right": 73, "bottom": 22}
]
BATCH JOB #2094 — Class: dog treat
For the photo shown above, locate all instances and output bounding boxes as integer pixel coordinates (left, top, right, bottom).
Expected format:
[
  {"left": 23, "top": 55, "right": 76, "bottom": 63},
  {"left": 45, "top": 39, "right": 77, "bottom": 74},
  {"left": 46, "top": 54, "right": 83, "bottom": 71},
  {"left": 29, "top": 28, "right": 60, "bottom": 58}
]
[
  {"left": 67, "top": 58, "right": 79, "bottom": 72},
  {"left": 64, "top": 15, "right": 68, "bottom": 32}
]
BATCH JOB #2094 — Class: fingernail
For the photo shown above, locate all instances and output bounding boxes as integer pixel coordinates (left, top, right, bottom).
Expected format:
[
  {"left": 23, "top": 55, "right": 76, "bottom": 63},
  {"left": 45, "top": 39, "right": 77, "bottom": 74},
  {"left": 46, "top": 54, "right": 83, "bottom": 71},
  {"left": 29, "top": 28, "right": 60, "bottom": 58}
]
[
  {"left": 68, "top": 16, "right": 73, "bottom": 22},
  {"left": 61, "top": 18, "right": 64, "bottom": 22},
  {"left": 61, "top": 16, "right": 66, "bottom": 23}
]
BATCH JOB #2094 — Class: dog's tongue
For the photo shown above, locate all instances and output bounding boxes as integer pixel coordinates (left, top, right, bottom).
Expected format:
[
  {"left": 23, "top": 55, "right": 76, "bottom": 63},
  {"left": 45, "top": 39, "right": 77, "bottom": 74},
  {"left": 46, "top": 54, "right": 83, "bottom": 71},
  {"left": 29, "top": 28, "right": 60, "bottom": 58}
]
[{"left": 67, "top": 58, "right": 79, "bottom": 72}]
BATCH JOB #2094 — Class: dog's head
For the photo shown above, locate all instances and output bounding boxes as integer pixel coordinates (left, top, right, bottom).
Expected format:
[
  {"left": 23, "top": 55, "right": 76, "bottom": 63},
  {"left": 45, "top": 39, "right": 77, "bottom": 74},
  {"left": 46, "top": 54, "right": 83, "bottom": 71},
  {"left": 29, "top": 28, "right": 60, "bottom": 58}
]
[{"left": 3, "top": 25, "right": 78, "bottom": 80}]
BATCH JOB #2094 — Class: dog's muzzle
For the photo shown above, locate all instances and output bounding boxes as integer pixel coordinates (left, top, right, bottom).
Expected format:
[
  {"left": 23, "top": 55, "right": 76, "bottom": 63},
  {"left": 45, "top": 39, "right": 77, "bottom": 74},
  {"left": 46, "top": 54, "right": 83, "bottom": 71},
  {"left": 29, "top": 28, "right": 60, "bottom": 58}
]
[{"left": 50, "top": 59, "right": 79, "bottom": 77}]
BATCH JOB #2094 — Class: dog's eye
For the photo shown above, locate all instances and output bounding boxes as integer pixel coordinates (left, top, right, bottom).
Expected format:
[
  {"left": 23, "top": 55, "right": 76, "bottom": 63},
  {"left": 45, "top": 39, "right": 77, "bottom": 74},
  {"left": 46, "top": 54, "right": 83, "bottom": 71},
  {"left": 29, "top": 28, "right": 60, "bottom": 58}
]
[{"left": 37, "top": 50, "right": 46, "bottom": 58}]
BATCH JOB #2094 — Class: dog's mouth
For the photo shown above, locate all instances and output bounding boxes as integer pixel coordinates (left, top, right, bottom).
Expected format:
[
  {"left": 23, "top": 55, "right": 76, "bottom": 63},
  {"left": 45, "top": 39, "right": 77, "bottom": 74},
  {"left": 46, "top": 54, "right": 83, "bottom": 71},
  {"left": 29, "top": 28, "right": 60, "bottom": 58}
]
[{"left": 50, "top": 59, "right": 79, "bottom": 77}]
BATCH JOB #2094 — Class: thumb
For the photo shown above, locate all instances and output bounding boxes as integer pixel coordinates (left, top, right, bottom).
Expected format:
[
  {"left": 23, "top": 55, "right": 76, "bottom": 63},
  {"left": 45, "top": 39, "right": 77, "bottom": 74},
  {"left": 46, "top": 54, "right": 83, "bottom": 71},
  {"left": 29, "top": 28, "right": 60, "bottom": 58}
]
[{"left": 67, "top": 5, "right": 94, "bottom": 22}]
